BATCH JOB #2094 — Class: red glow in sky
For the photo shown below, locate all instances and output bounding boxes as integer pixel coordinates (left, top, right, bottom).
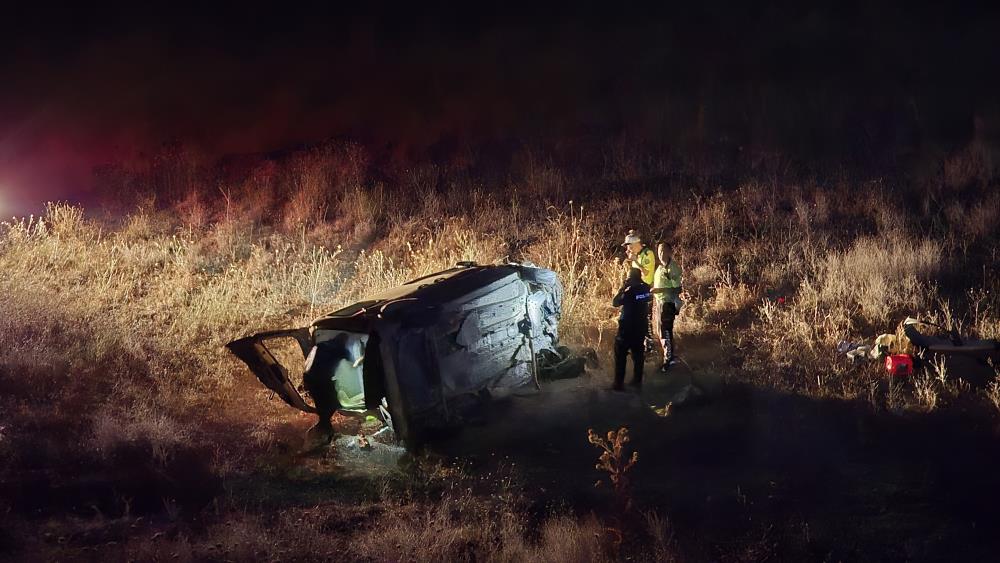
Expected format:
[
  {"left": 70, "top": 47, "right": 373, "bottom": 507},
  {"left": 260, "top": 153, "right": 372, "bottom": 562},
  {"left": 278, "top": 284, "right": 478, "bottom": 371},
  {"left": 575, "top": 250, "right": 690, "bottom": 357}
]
[
  {"left": 1, "top": 4, "right": 997, "bottom": 214},
  {"left": 0, "top": 119, "right": 141, "bottom": 214}
]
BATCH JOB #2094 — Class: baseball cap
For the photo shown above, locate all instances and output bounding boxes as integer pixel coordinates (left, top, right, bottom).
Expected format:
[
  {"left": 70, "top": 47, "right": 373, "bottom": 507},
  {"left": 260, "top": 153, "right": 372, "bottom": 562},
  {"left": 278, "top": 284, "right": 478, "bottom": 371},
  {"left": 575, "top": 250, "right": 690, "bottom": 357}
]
[{"left": 621, "top": 229, "right": 641, "bottom": 246}]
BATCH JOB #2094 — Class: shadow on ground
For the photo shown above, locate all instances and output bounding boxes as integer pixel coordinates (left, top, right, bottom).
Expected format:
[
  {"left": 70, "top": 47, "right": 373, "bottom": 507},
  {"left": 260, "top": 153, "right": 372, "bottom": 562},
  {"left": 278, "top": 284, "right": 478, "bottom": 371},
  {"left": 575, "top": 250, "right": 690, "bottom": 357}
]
[
  {"left": 5, "top": 330, "right": 1000, "bottom": 562},
  {"left": 431, "top": 351, "right": 1000, "bottom": 562}
]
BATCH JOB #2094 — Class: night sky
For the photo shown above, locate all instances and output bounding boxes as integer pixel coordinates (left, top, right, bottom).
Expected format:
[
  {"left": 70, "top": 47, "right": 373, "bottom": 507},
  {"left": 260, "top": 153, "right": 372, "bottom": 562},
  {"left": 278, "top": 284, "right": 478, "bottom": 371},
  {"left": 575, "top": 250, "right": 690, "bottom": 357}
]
[{"left": 2, "top": 2, "right": 998, "bottom": 213}]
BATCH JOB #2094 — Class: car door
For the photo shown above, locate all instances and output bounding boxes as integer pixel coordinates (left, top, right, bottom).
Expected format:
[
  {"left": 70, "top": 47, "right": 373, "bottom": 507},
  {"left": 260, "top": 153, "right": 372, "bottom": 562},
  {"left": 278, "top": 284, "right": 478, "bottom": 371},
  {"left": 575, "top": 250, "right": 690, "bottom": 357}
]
[{"left": 226, "top": 328, "right": 316, "bottom": 413}]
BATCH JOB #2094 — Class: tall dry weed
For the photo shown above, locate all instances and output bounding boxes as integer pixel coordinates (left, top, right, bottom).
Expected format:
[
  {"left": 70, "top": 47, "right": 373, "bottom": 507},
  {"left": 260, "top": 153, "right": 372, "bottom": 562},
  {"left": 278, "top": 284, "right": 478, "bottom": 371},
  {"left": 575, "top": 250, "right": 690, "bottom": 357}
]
[
  {"left": 528, "top": 203, "right": 619, "bottom": 344},
  {"left": 817, "top": 234, "right": 941, "bottom": 324}
]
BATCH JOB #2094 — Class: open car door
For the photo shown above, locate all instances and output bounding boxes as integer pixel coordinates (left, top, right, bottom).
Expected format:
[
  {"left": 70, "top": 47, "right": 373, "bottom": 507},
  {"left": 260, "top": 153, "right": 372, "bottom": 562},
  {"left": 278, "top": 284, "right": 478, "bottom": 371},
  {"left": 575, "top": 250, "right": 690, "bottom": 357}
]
[
  {"left": 226, "top": 328, "right": 316, "bottom": 413},
  {"left": 903, "top": 318, "right": 1000, "bottom": 356}
]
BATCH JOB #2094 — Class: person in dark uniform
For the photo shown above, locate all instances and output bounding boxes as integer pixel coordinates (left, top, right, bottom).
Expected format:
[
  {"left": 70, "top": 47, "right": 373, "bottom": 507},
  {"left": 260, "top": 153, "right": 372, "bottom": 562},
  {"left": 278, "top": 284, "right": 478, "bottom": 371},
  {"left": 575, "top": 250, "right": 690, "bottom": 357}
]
[{"left": 612, "top": 267, "right": 652, "bottom": 391}]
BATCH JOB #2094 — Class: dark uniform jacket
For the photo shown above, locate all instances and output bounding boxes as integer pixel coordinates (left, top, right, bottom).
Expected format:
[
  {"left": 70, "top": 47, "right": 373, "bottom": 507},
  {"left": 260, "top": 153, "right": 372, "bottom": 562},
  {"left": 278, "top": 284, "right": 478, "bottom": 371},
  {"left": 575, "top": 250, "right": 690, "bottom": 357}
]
[{"left": 613, "top": 280, "right": 652, "bottom": 338}]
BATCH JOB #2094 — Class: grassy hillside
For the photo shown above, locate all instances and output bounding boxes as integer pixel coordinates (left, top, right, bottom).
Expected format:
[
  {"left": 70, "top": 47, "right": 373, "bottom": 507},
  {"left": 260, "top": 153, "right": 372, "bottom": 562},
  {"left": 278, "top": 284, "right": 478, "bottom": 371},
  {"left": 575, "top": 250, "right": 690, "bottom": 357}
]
[{"left": 2, "top": 143, "right": 999, "bottom": 560}]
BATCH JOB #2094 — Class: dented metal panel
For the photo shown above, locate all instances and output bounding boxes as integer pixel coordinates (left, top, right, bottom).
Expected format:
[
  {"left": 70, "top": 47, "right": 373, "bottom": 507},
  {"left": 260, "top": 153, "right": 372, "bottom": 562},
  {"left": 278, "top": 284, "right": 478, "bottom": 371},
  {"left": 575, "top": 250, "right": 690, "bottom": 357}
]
[{"left": 226, "top": 262, "right": 565, "bottom": 449}]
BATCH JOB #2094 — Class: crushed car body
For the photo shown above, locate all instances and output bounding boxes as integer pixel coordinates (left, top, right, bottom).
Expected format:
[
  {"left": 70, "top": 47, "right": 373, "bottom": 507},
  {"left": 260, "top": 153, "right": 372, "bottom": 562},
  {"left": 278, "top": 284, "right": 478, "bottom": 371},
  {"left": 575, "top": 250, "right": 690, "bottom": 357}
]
[{"left": 226, "top": 262, "right": 566, "bottom": 449}]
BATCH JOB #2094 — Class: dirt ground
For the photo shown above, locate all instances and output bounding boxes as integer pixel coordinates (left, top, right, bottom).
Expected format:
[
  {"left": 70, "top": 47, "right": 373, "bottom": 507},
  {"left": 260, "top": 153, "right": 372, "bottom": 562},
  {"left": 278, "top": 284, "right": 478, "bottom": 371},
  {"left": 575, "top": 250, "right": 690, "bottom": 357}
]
[
  {"left": 4, "top": 332, "right": 999, "bottom": 561},
  {"left": 198, "top": 330, "right": 1000, "bottom": 561},
  {"left": 426, "top": 332, "right": 1000, "bottom": 561}
]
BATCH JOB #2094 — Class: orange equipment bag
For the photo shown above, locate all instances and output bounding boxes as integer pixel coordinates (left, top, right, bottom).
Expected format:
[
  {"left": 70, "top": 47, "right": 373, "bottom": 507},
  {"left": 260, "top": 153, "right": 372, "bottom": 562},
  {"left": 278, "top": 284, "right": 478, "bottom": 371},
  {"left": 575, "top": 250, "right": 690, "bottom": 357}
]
[{"left": 884, "top": 354, "right": 914, "bottom": 377}]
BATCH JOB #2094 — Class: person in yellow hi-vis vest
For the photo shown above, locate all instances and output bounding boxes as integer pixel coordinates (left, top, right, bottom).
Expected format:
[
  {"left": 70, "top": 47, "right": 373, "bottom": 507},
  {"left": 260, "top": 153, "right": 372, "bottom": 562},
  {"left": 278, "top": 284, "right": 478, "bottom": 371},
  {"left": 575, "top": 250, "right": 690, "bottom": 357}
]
[
  {"left": 622, "top": 230, "right": 657, "bottom": 352},
  {"left": 651, "top": 241, "right": 682, "bottom": 371},
  {"left": 622, "top": 230, "right": 656, "bottom": 285}
]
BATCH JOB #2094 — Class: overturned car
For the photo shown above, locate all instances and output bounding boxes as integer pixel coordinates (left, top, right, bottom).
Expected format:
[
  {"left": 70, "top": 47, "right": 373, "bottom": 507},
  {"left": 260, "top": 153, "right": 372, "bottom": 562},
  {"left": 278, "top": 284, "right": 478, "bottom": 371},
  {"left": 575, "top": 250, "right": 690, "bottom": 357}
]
[{"left": 227, "top": 262, "right": 572, "bottom": 449}]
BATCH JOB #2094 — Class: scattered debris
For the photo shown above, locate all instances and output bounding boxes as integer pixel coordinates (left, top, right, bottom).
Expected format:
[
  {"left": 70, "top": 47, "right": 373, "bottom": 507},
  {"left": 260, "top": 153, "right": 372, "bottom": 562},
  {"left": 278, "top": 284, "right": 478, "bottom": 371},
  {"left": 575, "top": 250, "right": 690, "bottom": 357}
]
[
  {"left": 352, "top": 434, "right": 371, "bottom": 450},
  {"left": 884, "top": 354, "right": 914, "bottom": 377},
  {"left": 538, "top": 346, "right": 589, "bottom": 380},
  {"left": 650, "top": 383, "right": 704, "bottom": 416},
  {"left": 330, "top": 435, "right": 408, "bottom": 474},
  {"left": 370, "top": 426, "right": 396, "bottom": 444},
  {"left": 903, "top": 317, "right": 999, "bottom": 357},
  {"left": 839, "top": 317, "right": 1000, "bottom": 385},
  {"left": 838, "top": 341, "right": 873, "bottom": 363},
  {"left": 848, "top": 346, "right": 873, "bottom": 363},
  {"left": 652, "top": 403, "right": 673, "bottom": 417}
]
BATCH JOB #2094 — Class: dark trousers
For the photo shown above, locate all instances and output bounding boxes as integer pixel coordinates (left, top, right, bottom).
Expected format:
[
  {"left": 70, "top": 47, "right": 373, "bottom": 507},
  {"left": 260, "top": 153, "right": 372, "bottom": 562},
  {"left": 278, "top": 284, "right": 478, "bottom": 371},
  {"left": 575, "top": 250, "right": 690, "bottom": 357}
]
[
  {"left": 645, "top": 307, "right": 655, "bottom": 350},
  {"left": 614, "top": 333, "right": 644, "bottom": 388},
  {"left": 659, "top": 302, "right": 677, "bottom": 360}
]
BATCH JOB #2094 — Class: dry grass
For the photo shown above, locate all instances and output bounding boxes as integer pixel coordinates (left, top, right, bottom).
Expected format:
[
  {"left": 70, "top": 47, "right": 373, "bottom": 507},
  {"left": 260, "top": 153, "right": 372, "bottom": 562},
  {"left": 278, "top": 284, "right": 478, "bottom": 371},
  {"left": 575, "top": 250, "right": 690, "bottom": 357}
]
[
  {"left": 913, "top": 372, "right": 940, "bottom": 412},
  {"left": 817, "top": 234, "right": 941, "bottom": 324},
  {"left": 2, "top": 141, "right": 999, "bottom": 559},
  {"left": 76, "top": 488, "right": 618, "bottom": 563},
  {"left": 987, "top": 379, "right": 1000, "bottom": 414},
  {"left": 2, "top": 181, "right": 994, "bottom": 427}
]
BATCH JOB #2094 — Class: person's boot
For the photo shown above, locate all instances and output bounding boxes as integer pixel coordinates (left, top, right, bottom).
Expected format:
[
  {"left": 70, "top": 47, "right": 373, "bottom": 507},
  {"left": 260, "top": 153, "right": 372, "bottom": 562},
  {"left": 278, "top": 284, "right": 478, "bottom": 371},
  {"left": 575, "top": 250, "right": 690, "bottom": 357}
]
[
  {"left": 611, "top": 371, "right": 626, "bottom": 391},
  {"left": 664, "top": 334, "right": 678, "bottom": 368},
  {"left": 304, "top": 418, "right": 335, "bottom": 449},
  {"left": 631, "top": 354, "right": 644, "bottom": 389},
  {"left": 660, "top": 336, "right": 671, "bottom": 372}
]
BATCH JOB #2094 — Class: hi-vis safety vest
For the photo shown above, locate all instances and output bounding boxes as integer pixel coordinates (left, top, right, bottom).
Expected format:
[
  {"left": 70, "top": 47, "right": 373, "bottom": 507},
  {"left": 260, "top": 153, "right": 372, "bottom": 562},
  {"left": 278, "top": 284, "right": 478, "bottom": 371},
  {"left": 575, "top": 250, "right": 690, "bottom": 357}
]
[
  {"left": 653, "top": 260, "right": 682, "bottom": 302},
  {"left": 631, "top": 246, "right": 656, "bottom": 286}
]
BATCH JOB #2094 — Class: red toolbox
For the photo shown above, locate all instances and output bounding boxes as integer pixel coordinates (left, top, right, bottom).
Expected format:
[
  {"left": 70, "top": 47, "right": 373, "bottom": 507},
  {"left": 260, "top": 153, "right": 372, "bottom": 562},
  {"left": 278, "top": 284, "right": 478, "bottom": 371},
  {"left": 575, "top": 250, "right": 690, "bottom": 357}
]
[{"left": 884, "top": 354, "right": 914, "bottom": 377}]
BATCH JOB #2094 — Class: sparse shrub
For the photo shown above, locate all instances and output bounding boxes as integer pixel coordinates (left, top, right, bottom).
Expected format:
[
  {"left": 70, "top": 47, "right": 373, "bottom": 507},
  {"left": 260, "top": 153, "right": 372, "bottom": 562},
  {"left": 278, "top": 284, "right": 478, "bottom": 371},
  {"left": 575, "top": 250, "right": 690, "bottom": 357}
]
[
  {"left": 44, "top": 201, "right": 87, "bottom": 237},
  {"left": 929, "top": 354, "right": 949, "bottom": 385},
  {"left": 914, "top": 372, "right": 939, "bottom": 412},
  {"left": 961, "top": 193, "right": 1000, "bottom": 241},
  {"left": 91, "top": 409, "right": 190, "bottom": 464},
  {"left": 588, "top": 427, "right": 639, "bottom": 505},
  {"left": 236, "top": 160, "right": 280, "bottom": 223},
  {"left": 712, "top": 273, "right": 757, "bottom": 314},
  {"left": 175, "top": 190, "right": 210, "bottom": 229},
  {"left": 886, "top": 376, "right": 906, "bottom": 414},
  {"left": 686, "top": 194, "right": 729, "bottom": 248},
  {"left": 588, "top": 426, "right": 639, "bottom": 555},
  {"left": 282, "top": 152, "right": 333, "bottom": 229},
  {"left": 643, "top": 511, "right": 677, "bottom": 562},
  {"left": 533, "top": 514, "right": 606, "bottom": 563},
  {"left": 529, "top": 203, "right": 617, "bottom": 344},
  {"left": 516, "top": 149, "right": 567, "bottom": 201},
  {"left": 335, "top": 184, "right": 385, "bottom": 241},
  {"left": 987, "top": 379, "right": 1000, "bottom": 414},
  {"left": 943, "top": 139, "right": 997, "bottom": 191},
  {"left": 816, "top": 234, "right": 941, "bottom": 324}
]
